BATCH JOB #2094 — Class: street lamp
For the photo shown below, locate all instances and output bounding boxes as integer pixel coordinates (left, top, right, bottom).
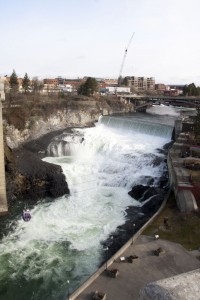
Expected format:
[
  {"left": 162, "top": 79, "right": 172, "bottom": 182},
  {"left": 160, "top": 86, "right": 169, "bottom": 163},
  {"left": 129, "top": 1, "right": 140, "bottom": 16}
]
[
  {"left": 131, "top": 223, "right": 135, "bottom": 244},
  {"left": 67, "top": 280, "right": 70, "bottom": 300}
]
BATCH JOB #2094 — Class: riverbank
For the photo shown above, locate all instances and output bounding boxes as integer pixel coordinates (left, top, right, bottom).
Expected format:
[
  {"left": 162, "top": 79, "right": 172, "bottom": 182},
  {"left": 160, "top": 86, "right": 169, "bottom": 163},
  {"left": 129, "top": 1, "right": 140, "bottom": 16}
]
[
  {"left": 143, "top": 191, "right": 200, "bottom": 251},
  {"left": 68, "top": 186, "right": 200, "bottom": 300},
  {"left": 72, "top": 235, "right": 200, "bottom": 300}
]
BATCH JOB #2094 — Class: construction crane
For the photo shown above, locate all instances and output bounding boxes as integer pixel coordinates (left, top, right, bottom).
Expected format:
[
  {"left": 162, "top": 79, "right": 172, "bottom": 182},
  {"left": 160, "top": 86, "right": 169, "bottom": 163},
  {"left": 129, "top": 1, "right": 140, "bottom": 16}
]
[{"left": 118, "top": 32, "right": 135, "bottom": 86}]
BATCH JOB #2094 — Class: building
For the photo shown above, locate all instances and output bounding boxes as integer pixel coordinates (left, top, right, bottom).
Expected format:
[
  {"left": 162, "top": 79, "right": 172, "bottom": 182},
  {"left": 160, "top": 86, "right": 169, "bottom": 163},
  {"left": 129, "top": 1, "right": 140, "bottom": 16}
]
[
  {"left": 155, "top": 84, "right": 166, "bottom": 94},
  {"left": 103, "top": 79, "right": 118, "bottom": 86},
  {"left": 43, "top": 78, "right": 58, "bottom": 85},
  {"left": 0, "top": 78, "right": 5, "bottom": 100},
  {"left": 41, "top": 78, "right": 83, "bottom": 94},
  {"left": 105, "top": 86, "right": 130, "bottom": 94},
  {"left": 126, "top": 76, "right": 155, "bottom": 92}
]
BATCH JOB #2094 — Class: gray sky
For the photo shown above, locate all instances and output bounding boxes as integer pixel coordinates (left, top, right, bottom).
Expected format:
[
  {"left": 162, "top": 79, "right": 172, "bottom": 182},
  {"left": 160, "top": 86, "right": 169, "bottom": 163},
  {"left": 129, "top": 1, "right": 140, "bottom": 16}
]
[{"left": 0, "top": 0, "right": 200, "bottom": 85}]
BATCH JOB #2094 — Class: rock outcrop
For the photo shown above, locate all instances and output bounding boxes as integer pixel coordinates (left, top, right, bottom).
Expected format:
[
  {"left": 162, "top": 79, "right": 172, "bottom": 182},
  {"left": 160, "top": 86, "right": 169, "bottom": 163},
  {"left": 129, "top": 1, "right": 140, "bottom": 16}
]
[
  {"left": 4, "top": 95, "right": 134, "bottom": 206},
  {"left": 5, "top": 147, "right": 69, "bottom": 205},
  {"left": 4, "top": 95, "right": 134, "bottom": 149}
]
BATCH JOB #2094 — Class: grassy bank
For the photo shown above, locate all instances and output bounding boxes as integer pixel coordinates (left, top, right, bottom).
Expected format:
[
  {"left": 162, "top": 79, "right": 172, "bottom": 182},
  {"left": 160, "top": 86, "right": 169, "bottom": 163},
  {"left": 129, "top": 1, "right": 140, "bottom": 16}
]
[{"left": 143, "top": 192, "right": 200, "bottom": 251}]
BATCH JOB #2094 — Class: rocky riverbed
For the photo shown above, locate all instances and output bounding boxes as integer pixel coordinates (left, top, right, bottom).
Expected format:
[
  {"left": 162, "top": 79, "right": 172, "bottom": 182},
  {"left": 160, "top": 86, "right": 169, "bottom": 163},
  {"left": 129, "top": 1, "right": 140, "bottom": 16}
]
[
  {"left": 100, "top": 142, "right": 172, "bottom": 260},
  {"left": 5, "top": 125, "right": 172, "bottom": 264}
]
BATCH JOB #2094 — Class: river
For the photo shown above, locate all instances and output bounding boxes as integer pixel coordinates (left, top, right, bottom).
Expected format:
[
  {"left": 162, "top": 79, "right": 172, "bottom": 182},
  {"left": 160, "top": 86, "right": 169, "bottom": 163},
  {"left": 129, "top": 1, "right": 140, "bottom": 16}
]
[{"left": 0, "top": 105, "right": 179, "bottom": 300}]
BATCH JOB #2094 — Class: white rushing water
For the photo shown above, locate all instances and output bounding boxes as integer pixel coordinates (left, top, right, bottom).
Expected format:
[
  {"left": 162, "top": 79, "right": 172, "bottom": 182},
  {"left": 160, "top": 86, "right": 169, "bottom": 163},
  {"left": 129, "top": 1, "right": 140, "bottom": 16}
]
[{"left": 0, "top": 106, "right": 179, "bottom": 300}]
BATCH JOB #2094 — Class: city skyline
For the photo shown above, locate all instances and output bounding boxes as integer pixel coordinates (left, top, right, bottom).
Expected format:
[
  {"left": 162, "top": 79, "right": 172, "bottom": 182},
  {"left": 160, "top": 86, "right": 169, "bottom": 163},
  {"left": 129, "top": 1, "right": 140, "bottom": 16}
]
[{"left": 0, "top": 0, "right": 200, "bottom": 85}]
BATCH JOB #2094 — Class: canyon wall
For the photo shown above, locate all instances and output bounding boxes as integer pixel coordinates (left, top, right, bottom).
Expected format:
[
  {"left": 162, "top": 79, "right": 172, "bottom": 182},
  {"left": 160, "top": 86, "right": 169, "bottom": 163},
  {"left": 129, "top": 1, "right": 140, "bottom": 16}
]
[{"left": 5, "top": 97, "right": 134, "bottom": 148}]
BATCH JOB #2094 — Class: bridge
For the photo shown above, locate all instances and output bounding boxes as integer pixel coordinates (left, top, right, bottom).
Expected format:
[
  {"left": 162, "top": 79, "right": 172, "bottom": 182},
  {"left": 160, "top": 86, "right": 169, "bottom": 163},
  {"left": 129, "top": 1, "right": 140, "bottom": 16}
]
[
  {"left": 0, "top": 79, "right": 8, "bottom": 215},
  {"left": 118, "top": 94, "right": 200, "bottom": 111}
]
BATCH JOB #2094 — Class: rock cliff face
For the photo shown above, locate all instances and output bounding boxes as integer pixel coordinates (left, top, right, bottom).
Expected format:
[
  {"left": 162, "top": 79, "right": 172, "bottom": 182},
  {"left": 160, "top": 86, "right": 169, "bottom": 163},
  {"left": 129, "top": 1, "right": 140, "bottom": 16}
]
[
  {"left": 5, "top": 144, "right": 70, "bottom": 205},
  {"left": 4, "top": 95, "right": 134, "bottom": 206},
  {"left": 5, "top": 96, "right": 134, "bottom": 149}
]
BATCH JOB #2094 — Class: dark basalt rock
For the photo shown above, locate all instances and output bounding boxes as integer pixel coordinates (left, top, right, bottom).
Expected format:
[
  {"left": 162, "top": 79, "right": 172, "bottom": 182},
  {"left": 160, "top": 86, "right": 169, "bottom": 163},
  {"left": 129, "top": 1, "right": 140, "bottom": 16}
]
[
  {"left": 128, "top": 185, "right": 161, "bottom": 202},
  {"left": 163, "top": 140, "right": 174, "bottom": 150},
  {"left": 24, "top": 128, "right": 73, "bottom": 158},
  {"left": 128, "top": 185, "right": 149, "bottom": 200},
  {"left": 140, "top": 187, "right": 158, "bottom": 202},
  {"left": 141, "top": 194, "right": 164, "bottom": 214},
  {"left": 159, "top": 175, "right": 169, "bottom": 188},
  {"left": 11, "top": 148, "right": 70, "bottom": 202},
  {"left": 151, "top": 156, "right": 164, "bottom": 167}
]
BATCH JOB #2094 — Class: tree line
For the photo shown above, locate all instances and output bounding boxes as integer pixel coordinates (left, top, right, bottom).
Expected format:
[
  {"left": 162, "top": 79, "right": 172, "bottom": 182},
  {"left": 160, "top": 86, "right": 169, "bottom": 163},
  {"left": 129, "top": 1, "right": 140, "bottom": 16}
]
[
  {"left": 9, "top": 70, "right": 200, "bottom": 98},
  {"left": 183, "top": 83, "right": 200, "bottom": 96},
  {"left": 9, "top": 69, "right": 43, "bottom": 94},
  {"left": 8, "top": 70, "right": 98, "bottom": 96}
]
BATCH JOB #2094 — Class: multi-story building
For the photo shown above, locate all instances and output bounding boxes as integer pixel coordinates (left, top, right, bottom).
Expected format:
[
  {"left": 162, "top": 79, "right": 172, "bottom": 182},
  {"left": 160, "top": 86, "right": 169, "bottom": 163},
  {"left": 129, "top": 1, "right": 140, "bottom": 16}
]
[
  {"left": 155, "top": 84, "right": 166, "bottom": 94},
  {"left": 0, "top": 78, "right": 5, "bottom": 100},
  {"left": 126, "top": 76, "right": 155, "bottom": 91},
  {"left": 103, "top": 78, "right": 118, "bottom": 86},
  {"left": 43, "top": 78, "right": 58, "bottom": 85}
]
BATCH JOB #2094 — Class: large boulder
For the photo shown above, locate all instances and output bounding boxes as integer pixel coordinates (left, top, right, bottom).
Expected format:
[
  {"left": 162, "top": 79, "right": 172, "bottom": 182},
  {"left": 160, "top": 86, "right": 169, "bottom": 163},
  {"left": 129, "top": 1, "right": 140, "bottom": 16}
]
[
  {"left": 140, "top": 187, "right": 158, "bottom": 202},
  {"left": 10, "top": 148, "right": 70, "bottom": 203},
  {"left": 128, "top": 185, "right": 149, "bottom": 200},
  {"left": 142, "top": 194, "right": 164, "bottom": 214}
]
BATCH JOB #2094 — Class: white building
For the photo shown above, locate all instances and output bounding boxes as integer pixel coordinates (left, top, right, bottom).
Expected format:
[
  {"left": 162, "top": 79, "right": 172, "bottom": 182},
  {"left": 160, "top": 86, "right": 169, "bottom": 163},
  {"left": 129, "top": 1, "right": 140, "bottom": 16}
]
[
  {"left": 106, "top": 86, "right": 130, "bottom": 94},
  {"left": 0, "top": 79, "right": 5, "bottom": 101},
  {"left": 58, "top": 84, "right": 73, "bottom": 93}
]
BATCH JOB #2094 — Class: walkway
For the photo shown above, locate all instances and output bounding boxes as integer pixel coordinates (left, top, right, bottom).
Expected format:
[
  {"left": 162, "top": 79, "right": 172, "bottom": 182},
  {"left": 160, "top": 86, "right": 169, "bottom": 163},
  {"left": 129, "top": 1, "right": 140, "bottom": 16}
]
[{"left": 73, "top": 235, "right": 200, "bottom": 300}]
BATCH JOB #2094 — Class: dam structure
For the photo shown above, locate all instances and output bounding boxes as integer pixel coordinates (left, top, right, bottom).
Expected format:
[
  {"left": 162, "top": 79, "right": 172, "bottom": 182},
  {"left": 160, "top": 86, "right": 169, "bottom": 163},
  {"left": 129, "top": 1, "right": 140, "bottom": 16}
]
[{"left": 0, "top": 78, "right": 8, "bottom": 215}]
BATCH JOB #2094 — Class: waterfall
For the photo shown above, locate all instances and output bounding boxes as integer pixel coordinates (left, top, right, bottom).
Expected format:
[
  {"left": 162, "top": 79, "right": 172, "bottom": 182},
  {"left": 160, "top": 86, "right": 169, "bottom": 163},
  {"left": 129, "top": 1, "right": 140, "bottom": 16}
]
[
  {"left": 47, "top": 131, "right": 84, "bottom": 156},
  {"left": 0, "top": 108, "right": 178, "bottom": 300},
  {"left": 99, "top": 116, "right": 174, "bottom": 139}
]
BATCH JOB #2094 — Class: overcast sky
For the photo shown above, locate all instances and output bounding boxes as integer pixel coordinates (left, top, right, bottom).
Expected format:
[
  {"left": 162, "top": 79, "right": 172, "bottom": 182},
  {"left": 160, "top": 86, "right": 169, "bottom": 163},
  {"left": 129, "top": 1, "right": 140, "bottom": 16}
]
[{"left": 0, "top": 0, "right": 200, "bottom": 85}]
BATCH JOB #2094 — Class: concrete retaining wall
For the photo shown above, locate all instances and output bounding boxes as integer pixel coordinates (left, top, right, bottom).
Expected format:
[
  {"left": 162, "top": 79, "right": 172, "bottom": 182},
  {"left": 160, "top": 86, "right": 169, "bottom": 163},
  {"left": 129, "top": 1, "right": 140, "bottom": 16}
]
[
  {"left": 168, "top": 137, "right": 199, "bottom": 212},
  {"left": 69, "top": 189, "right": 171, "bottom": 300}
]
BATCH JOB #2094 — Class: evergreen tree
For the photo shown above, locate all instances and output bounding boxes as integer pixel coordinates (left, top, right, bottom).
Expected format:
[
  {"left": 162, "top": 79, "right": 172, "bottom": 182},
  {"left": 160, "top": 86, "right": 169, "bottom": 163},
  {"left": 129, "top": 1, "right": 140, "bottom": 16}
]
[
  {"left": 183, "top": 84, "right": 188, "bottom": 96},
  {"left": 122, "top": 77, "right": 129, "bottom": 86},
  {"left": 9, "top": 69, "right": 18, "bottom": 91},
  {"left": 78, "top": 77, "right": 98, "bottom": 96},
  {"left": 22, "top": 73, "right": 30, "bottom": 93},
  {"left": 183, "top": 83, "right": 200, "bottom": 96},
  {"left": 118, "top": 76, "right": 122, "bottom": 86}
]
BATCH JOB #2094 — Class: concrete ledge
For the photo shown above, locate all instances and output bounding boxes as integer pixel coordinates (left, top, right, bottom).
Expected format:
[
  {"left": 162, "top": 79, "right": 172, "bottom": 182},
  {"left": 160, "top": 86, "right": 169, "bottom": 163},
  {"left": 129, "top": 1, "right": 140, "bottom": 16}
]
[
  {"left": 139, "top": 268, "right": 200, "bottom": 300},
  {"left": 0, "top": 206, "right": 8, "bottom": 216}
]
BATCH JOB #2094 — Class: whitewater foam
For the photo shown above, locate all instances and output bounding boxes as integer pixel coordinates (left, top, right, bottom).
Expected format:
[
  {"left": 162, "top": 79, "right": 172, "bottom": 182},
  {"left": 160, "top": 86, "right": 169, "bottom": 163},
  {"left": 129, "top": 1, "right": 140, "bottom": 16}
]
[{"left": 0, "top": 107, "right": 179, "bottom": 300}]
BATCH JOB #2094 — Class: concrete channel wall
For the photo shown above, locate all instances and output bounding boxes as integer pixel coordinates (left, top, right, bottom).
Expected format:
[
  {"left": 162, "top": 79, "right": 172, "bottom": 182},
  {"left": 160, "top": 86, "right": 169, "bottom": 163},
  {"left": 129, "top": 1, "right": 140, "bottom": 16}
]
[{"left": 69, "top": 189, "right": 171, "bottom": 300}]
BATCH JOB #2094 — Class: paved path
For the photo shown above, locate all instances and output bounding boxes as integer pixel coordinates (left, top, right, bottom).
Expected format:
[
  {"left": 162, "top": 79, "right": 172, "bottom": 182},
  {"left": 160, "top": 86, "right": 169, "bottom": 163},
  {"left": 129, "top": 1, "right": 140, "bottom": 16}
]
[{"left": 74, "top": 235, "right": 200, "bottom": 300}]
